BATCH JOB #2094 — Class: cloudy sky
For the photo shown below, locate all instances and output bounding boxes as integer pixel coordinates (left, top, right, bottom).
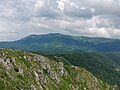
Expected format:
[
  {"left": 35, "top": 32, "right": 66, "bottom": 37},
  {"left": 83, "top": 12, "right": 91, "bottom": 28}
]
[{"left": 0, "top": 0, "right": 120, "bottom": 41}]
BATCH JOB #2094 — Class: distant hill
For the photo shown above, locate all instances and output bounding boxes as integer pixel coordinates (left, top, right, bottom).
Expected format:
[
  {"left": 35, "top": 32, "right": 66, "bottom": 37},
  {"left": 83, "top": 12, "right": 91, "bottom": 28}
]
[
  {"left": 0, "top": 33, "right": 120, "bottom": 52},
  {"left": 0, "top": 33, "right": 120, "bottom": 89},
  {"left": 0, "top": 49, "right": 117, "bottom": 90}
]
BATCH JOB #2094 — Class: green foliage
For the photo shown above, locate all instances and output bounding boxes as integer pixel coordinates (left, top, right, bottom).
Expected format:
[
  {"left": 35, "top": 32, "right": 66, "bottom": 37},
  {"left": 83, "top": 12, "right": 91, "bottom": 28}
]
[
  {"left": 0, "top": 49, "right": 117, "bottom": 90},
  {"left": 1, "top": 33, "right": 120, "bottom": 53},
  {"left": 46, "top": 52, "right": 120, "bottom": 88}
]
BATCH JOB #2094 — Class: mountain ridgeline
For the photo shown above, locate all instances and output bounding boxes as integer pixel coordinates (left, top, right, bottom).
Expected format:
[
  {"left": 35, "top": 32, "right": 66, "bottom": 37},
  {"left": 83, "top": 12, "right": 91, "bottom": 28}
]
[
  {"left": 0, "top": 49, "right": 117, "bottom": 90},
  {"left": 0, "top": 33, "right": 120, "bottom": 52},
  {"left": 0, "top": 33, "right": 120, "bottom": 90}
]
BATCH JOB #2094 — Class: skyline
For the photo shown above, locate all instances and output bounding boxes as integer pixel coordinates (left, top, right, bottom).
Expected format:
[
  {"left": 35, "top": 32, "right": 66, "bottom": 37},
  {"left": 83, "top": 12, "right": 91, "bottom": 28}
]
[{"left": 0, "top": 0, "right": 120, "bottom": 41}]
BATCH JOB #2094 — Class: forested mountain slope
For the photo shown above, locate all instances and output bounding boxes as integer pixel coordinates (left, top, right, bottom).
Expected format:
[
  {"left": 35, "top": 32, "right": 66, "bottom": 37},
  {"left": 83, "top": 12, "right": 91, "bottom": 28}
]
[{"left": 0, "top": 33, "right": 120, "bottom": 52}]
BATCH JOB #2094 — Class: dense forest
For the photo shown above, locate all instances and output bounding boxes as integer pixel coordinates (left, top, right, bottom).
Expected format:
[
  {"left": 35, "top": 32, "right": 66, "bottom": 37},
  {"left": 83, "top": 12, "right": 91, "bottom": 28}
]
[{"left": 43, "top": 52, "right": 120, "bottom": 88}]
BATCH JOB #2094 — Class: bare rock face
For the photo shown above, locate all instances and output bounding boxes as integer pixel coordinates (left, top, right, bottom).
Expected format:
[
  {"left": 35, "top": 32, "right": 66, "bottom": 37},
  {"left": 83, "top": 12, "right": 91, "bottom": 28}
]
[
  {"left": 35, "top": 55, "right": 51, "bottom": 69},
  {"left": 58, "top": 62, "right": 67, "bottom": 76},
  {"left": 0, "top": 58, "right": 13, "bottom": 70},
  {"left": 11, "top": 57, "right": 16, "bottom": 62},
  {"left": 113, "top": 85, "right": 119, "bottom": 90},
  {"left": 49, "top": 70, "right": 60, "bottom": 82},
  {"left": 30, "top": 84, "right": 36, "bottom": 90},
  {"left": 18, "top": 67, "right": 24, "bottom": 75},
  {"left": 34, "top": 71, "right": 39, "bottom": 82},
  {"left": 0, "top": 49, "right": 118, "bottom": 90}
]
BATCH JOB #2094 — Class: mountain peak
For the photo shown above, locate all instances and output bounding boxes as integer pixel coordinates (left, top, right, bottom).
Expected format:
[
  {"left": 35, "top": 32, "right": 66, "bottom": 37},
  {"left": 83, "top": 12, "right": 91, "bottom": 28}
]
[
  {"left": 46, "top": 33, "right": 63, "bottom": 36},
  {"left": 25, "top": 33, "right": 66, "bottom": 39},
  {"left": 0, "top": 33, "right": 120, "bottom": 52}
]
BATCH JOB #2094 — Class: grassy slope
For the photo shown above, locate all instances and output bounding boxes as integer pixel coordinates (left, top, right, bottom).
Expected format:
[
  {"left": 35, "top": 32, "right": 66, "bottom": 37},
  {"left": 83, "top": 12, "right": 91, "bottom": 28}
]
[{"left": 0, "top": 49, "right": 117, "bottom": 90}]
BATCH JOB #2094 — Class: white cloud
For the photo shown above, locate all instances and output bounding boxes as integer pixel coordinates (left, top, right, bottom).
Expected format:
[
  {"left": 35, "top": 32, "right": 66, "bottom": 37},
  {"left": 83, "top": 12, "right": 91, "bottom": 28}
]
[
  {"left": 70, "top": 2, "right": 79, "bottom": 9},
  {"left": 90, "top": 8, "right": 95, "bottom": 13},
  {"left": 34, "top": 0, "right": 44, "bottom": 12},
  {"left": 57, "top": 0, "right": 66, "bottom": 12},
  {"left": 88, "top": 27, "right": 111, "bottom": 38},
  {"left": 80, "top": 7, "right": 85, "bottom": 10},
  {"left": 0, "top": 0, "right": 120, "bottom": 41}
]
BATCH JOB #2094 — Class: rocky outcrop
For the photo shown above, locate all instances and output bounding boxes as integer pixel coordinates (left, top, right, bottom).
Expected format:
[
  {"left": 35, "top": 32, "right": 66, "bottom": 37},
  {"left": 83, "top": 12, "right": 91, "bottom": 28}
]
[{"left": 0, "top": 49, "right": 118, "bottom": 90}]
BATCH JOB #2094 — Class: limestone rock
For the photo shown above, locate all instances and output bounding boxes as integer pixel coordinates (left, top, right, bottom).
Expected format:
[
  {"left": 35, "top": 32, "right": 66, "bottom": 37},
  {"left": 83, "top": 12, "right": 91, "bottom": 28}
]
[{"left": 30, "top": 84, "right": 36, "bottom": 90}]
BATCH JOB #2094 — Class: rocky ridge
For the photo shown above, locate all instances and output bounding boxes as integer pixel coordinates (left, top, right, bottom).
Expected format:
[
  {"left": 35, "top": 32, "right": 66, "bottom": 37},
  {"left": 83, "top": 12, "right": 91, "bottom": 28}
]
[{"left": 0, "top": 49, "right": 118, "bottom": 90}]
